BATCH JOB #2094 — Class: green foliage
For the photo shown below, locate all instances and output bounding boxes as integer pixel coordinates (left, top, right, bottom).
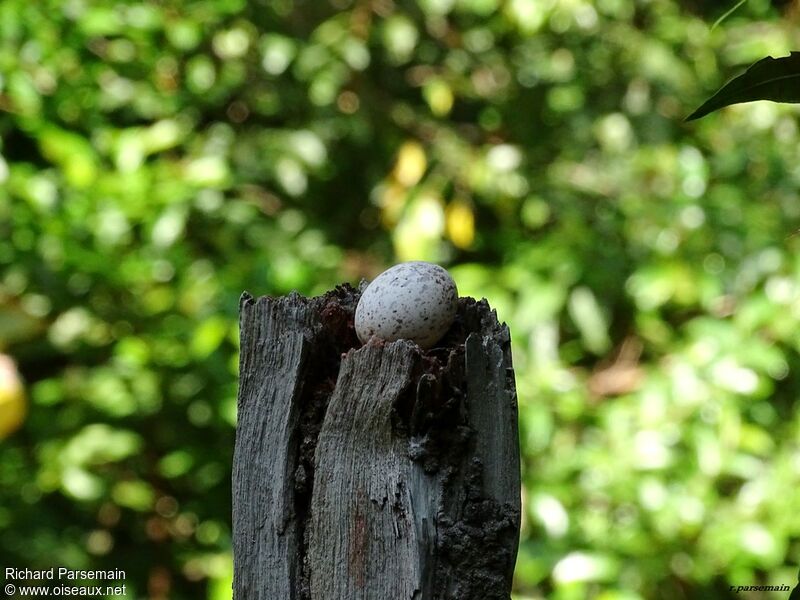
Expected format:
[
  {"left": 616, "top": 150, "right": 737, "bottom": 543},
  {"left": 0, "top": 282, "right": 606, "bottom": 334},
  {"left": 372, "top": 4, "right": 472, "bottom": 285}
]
[{"left": 1, "top": 0, "right": 800, "bottom": 598}]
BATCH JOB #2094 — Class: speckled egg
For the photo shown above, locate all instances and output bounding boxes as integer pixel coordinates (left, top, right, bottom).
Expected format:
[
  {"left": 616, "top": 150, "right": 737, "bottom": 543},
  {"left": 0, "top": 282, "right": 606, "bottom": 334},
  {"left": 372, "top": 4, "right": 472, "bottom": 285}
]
[{"left": 355, "top": 261, "right": 458, "bottom": 349}]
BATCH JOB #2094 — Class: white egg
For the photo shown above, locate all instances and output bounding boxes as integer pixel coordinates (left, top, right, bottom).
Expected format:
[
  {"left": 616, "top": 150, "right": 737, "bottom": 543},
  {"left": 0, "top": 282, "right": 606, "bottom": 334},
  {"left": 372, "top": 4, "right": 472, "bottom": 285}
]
[{"left": 355, "top": 261, "right": 459, "bottom": 349}]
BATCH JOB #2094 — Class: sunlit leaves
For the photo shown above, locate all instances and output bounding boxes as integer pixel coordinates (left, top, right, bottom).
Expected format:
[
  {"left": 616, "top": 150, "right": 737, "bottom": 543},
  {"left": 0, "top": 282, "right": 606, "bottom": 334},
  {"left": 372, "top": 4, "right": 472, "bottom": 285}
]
[{"left": 1, "top": 0, "right": 800, "bottom": 598}]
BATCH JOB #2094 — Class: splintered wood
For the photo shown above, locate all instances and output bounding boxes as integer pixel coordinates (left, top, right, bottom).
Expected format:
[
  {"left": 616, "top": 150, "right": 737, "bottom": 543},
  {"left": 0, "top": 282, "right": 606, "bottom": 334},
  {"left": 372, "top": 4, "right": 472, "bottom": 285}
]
[{"left": 233, "top": 285, "right": 520, "bottom": 600}]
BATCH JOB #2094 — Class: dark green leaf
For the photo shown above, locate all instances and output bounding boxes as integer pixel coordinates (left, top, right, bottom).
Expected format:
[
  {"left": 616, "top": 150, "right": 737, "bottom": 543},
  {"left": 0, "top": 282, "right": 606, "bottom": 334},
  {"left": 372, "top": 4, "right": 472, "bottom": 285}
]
[
  {"left": 790, "top": 568, "right": 800, "bottom": 600},
  {"left": 686, "top": 52, "right": 800, "bottom": 121}
]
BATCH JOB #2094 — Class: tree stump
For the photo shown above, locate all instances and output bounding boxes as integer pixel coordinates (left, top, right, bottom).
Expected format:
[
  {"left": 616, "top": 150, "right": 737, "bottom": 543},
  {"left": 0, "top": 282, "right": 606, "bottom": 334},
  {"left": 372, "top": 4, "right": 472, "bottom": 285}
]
[{"left": 233, "top": 284, "right": 521, "bottom": 600}]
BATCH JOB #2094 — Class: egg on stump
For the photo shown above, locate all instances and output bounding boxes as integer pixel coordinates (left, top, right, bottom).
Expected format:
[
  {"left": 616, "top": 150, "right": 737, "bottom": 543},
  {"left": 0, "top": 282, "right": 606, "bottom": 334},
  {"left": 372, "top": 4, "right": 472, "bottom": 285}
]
[{"left": 355, "top": 261, "right": 458, "bottom": 350}]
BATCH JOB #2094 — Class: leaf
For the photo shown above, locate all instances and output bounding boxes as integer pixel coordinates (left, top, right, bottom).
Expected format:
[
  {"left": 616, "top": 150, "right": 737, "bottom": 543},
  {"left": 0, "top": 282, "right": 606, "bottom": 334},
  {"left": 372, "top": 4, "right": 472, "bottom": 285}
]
[
  {"left": 686, "top": 52, "right": 800, "bottom": 121},
  {"left": 38, "top": 126, "right": 99, "bottom": 186}
]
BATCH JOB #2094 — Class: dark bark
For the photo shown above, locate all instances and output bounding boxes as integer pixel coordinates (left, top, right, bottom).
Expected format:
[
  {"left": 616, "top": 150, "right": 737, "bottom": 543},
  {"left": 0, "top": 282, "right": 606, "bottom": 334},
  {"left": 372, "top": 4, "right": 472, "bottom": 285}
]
[{"left": 233, "top": 284, "right": 520, "bottom": 600}]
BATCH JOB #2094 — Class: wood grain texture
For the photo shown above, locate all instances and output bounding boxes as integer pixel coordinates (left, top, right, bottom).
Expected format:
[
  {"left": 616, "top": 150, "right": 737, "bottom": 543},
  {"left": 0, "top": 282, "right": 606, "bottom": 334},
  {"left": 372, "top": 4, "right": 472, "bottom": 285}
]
[
  {"left": 308, "top": 340, "right": 422, "bottom": 600},
  {"left": 233, "top": 292, "right": 311, "bottom": 600},
  {"left": 233, "top": 286, "right": 520, "bottom": 600}
]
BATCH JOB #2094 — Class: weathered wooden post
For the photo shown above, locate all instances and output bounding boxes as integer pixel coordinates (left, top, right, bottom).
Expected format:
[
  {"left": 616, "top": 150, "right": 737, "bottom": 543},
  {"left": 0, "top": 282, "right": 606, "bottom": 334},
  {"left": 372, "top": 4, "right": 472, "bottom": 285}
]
[{"left": 233, "top": 282, "right": 521, "bottom": 599}]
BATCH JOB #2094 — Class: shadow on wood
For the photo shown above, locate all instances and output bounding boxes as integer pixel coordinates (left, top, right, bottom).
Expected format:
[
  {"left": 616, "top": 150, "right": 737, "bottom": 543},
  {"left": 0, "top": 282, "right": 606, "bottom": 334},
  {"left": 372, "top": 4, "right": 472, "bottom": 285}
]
[{"left": 233, "top": 284, "right": 520, "bottom": 600}]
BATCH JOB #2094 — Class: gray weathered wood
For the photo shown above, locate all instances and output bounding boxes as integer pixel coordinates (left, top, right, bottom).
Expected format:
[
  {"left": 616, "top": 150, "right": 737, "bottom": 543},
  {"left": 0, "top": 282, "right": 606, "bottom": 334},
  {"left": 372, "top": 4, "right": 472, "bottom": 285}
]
[
  {"left": 309, "top": 340, "right": 422, "bottom": 599},
  {"left": 232, "top": 292, "right": 311, "bottom": 600},
  {"left": 233, "top": 285, "right": 520, "bottom": 600}
]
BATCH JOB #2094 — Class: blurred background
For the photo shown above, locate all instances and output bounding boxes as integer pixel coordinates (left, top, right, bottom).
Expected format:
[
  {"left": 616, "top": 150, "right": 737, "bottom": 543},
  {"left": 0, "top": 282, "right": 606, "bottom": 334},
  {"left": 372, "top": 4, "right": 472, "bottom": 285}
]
[{"left": 2, "top": 0, "right": 800, "bottom": 598}]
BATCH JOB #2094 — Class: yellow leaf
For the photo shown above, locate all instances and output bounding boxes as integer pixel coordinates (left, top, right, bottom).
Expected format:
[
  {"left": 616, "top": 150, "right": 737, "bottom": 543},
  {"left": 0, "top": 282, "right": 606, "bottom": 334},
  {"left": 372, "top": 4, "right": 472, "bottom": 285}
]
[
  {"left": 446, "top": 199, "right": 475, "bottom": 249},
  {"left": 393, "top": 141, "right": 427, "bottom": 187},
  {"left": 0, "top": 355, "right": 25, "bottom": 439},
  {"left": 379, "top": 181, "right": 408, "bottom": 228},
  {"left": 423, "top": 79, "right": 454, "bottom": 117}
]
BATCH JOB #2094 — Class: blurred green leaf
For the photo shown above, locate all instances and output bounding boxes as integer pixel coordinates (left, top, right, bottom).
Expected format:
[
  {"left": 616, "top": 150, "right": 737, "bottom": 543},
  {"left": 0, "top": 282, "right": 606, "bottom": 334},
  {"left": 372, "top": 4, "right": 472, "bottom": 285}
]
[
  {"left": 567, "top": 287, "right": 611, "bottom": 355},
  {"left": 191, "top": 316, "right": 230, "bottom": 359},
  {"left": 112, "top": 480, "right": 154, "bottom": 511},
  {"left": 38, "top": 127, "right": 99, "bottom": 187}
]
